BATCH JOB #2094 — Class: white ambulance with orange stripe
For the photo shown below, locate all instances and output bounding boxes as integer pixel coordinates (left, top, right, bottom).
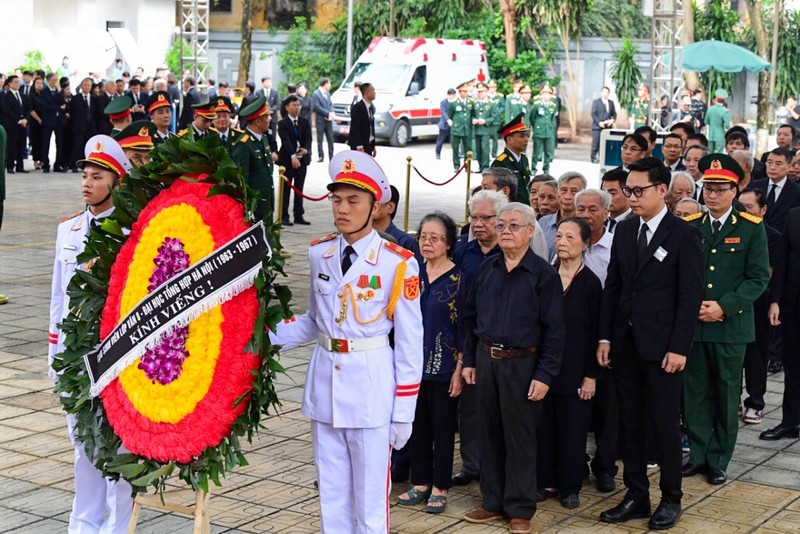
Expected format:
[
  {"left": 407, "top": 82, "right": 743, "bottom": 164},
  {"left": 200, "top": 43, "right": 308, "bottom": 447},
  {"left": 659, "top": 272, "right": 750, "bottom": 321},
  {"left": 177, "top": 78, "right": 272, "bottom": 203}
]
[{"left": 331, "top": 37, "right": 490, "bottom": 147}]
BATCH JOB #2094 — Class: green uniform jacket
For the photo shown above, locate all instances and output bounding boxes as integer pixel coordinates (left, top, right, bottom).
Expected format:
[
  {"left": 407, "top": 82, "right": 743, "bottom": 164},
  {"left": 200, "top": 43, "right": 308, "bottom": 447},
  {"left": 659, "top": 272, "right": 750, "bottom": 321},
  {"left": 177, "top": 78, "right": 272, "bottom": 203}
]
[
  {"left": 491, "top": 148, "right": 531, "bottom": 205},
  {"left": 472, "top": 99, "right": 498, "bottom": 135},
  {"left": 628, "top": 98, "right": 650, "bottom": 128},
  {"left": 213, "top": 128, "right": 243, "bottom": 151},
  {"left": 231, "top": 130, "right": 274, "bottom": 221},
  {"left": 488, "top": 93, "right": 505, "bottom": 124},
  {"left": 686, "top": 211, "right": 770, "bottom": 344},
  {"left": 705, "top": 104, "right": 730, "bottom": 144},
  {"left": 528, "top": 98, "right": 558, "bottom": 139},
  {"left": 448, "top": 99, "right": 473, "bottom": 137},
  {"left": 505, "top": 95, "right": 529, "bottom": 126}
]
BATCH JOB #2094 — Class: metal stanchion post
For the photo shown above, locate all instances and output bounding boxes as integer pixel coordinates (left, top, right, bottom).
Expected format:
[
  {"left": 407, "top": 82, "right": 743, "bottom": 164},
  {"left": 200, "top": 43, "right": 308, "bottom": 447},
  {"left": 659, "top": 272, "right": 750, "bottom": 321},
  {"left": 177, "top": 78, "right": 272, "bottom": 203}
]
[
  {"left": 404, "top": 155, "right": 412, "bottom": 233},
  {"left": 276, "top": 166, "right": 292, "bottom": 259},
  {"left": 464, "top": 151, "right": 473, "bottom": 225}
]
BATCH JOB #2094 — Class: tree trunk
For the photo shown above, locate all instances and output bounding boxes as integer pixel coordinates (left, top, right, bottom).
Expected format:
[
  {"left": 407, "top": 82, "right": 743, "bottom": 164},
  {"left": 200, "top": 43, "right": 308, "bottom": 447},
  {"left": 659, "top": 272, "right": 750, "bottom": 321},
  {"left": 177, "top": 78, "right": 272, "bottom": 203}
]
[
  {"left": 237, "top": 0, "right": 254, "bottom": 88},
  {"left": 683, "top": 2, "right": 702, "bottom": 90},
  {"left": 744, "top": 0, "right": 770, "bottom": 157},
  {"left": 499, "top": 0, "right": 517, "bottom": 59}
]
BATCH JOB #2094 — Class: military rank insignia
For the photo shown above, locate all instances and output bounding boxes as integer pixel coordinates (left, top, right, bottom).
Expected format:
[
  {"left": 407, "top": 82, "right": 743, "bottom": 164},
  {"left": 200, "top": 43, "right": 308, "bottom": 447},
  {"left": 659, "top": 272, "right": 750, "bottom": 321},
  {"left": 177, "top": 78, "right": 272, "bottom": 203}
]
[{"left": 404, "top": 276, "right": 420, "bottom": 300}]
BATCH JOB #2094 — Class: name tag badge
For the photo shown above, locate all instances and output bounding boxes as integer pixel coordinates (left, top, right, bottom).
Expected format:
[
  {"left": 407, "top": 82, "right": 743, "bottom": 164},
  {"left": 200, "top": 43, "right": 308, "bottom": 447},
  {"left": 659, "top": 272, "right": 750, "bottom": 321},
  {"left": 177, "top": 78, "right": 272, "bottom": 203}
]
[
  {"left": 456, "top": 106, "right": 462, "bottom": 112},
  {"left": 724, "top": 237, "right": 741, "bottom": 244},
  {"left": 318, "top": 273, "right": 330, "bottom": 281},
  {"left": 654, "top": 246, "right": 668, "bottom": 262},
  {"left": 64, "top": 244, "right": 77, "bottom": 251}
]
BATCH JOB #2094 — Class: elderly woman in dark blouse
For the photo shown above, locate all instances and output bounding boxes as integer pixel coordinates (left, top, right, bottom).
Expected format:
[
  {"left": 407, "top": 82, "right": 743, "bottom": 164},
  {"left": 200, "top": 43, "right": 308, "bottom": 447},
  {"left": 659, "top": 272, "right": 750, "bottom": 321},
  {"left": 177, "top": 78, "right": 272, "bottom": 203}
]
[
  {"left": 398, "top": 211, "right": 464, "bottom": 514},
  {"left": 536, "top": 216, "right": 602, "bottom": 509}
]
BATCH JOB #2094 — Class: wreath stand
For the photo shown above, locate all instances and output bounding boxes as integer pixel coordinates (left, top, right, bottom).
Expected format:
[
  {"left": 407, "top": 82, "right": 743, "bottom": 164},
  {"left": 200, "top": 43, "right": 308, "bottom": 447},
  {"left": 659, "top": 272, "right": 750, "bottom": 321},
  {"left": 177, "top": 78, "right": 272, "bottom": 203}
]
[{"left": 127, "top": 489, "right": 211, "bottom": 533}]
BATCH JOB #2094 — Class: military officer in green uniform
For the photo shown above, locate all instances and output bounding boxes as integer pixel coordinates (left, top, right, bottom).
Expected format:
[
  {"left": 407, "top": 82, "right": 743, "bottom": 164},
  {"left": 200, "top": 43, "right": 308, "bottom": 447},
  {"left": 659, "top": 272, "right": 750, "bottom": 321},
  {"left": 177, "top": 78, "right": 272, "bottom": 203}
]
[
  {"left": 103, "top": 95, "right": 133, "bottom": 136},
  {"left": 705, "top": 89, "right": 731, "bottom": 154},
  {"left": 529, "top": 84, "right": 558, "bottom": 174},
  {"left": 146, "top": 90, "right": 173, "bottom": 144},
  {"left": 178, "top": 101, "right": 215, "bottom": 139},
  {"left": 487, "top": 80, "right": 504, "bottom": 158},
  {"left": 504, "top": 80, "right": 524, "bottom": 124},
  {"left": 448, "top": 82, "right": 474, "bottom": 171},
  {"left": 628, "top": 84, "right": 650, "bottom": 129},
  {"left": 471, "top": 83, "right": 498, "bottom": 172},
  {"left": 112, "top": 120, "right": 156, "bottom": 168},
  {"left": 682, "top": 154, "right": 769, "bottom": 485},
  {"left": 491, "top": 113, "right": 532, "bottom": 205},
  {"left": 211, "top": 96, "right": 242, "bottom": 150},
  {"left": 231, "top": 96, "right": 275, "bottom": 221}
]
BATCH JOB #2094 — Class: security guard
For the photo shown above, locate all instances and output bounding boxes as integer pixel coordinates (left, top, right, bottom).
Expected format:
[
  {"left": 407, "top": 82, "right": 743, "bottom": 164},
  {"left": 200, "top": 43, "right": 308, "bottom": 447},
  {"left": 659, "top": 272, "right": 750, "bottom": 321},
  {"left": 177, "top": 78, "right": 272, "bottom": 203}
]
[
  {"left": 113, "top": 120, "right": 156, "bottom": 167},
  {"left": 211, "top": 95, "right": 242, "bottom": 149},
  {"left": 49, "top": 135, "right": 133, "bottom": 533},
  {"left": 705, "top": 89, "right": 731, "bottom": 154},
  {"left": 230, "top": 95, "right": 274, "bottom": 221},
  {"left": 529, "top": 84, "right": 558, "bottom": 174},
  {"left": 448, "top": 82, "right": 474, "bottom": 172},
  {"left": 103, "top": 95, "right": 133, "bottom": 135},
  {"left": 146, "top": 90, "right": 173, "bottom": 144},
  {"left": 682, "top": 154, "right": 769, "bottom": 485},
  {"left": 487, "top": 80, "right": 504, "bottom": 158},
  {"left": 491, "top": 113, "right": 532, "bottom": 205},
  {"left": 270, "top": 150, "right": 422, "bottom": 533},
  {"left": 471, "top": 83, "right": 498, "bottom": 172},
  {"left": 178, "top": 101, "right": 215, "bottom": 138}
]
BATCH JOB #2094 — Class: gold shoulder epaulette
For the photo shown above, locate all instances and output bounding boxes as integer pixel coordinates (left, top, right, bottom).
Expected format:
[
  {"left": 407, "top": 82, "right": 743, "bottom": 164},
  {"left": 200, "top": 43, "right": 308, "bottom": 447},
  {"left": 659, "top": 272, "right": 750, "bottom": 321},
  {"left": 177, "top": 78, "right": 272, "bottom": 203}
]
[
  {"left": 310, "top": 233, "right": 337, "bottom": 246},
  {"left": 739, "top": 211, "right": 763, "bottom": 224},
  {"left": 233, "top": 127, "right": 244, "bottom": 134},
  {"left": 209, "top": 126, "right": 218, "bottom": 133},
  {"left": 384, "top": 241, "right": 413, "bottom": 260},
  {"left": 682, "top": 212, "right": 703, "bottom": 222},
  {"left": 496, "top": 153, "right": 508, "bottom": 162},
  {"left": 240, "top": 134, "right": 250, "bottom": 143},
  {"left": 177, "top": 128, "right": 188, "bottom": 137},
  {"left": 60, "top": 210, "right": 83, "bottom": 223}
]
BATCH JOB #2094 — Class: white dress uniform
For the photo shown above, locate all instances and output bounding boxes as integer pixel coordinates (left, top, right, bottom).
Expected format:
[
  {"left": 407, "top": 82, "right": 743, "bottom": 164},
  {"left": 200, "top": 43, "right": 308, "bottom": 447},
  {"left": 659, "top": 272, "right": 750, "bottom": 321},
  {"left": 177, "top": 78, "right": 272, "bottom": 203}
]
[{"left": 272, "top": 228, "right": 423, "bottom": 533}]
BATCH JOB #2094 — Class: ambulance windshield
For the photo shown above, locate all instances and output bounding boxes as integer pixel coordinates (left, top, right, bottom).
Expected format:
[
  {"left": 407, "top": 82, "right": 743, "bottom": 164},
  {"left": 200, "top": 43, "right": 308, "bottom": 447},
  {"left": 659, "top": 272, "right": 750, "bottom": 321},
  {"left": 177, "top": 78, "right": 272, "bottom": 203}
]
[{"left": 342, "top": 63, "right": 410, "bottom": 93}]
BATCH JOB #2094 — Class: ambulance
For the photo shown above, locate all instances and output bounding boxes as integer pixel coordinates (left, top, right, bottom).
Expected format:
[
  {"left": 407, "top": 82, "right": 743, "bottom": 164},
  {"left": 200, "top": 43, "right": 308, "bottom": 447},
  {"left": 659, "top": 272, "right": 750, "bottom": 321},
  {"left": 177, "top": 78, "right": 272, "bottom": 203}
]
[{"left": 331, "top": 37, "right": 491, "bottom": 147}]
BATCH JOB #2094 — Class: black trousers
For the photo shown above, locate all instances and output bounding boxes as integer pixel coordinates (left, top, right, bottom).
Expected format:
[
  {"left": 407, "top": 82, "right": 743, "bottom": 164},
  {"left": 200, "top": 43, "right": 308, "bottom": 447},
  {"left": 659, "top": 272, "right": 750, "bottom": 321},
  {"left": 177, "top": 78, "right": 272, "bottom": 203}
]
[
  {"left": 40, "top": 122, "right": 55, "bottom": 169},
  {"left": 590, "top": 367, "right": 619, "bottom": 478},
  {"left": 315, "top": 119, "right": 334, "bottom": 159},
  {"left": 537, "top": 391, "right": 592, "bottom": 496},
  {"left": 409, "top": 379, "right": 458, "bottom": 490},
  {"left": 780, "top": 312, "right": 800, "bottom": 427},
  {"left": 457, "top": 382, "right": 481, "bottom": 476},
  {"left": 435, "top": 128, "right": 449, "bottom": 157},
  {"left": 281, "top": 163, "right": 308, "bottom": 220},
  {"left": 476, "top": 345, "right": 541, "bottom": 519},
  {"left": 743, "top": 292, "right": 771, "bottom": 410},
  {"left": 70, "top": 130, "right": 91, "bottom": 170},
  {"left": 29, "top": 121, "right": 42, "bottom": 163},
  {"left": 591, "top": 129, "right": 602, "bottom": 159},
  {"left": 55, "top": 123, "right": 72, "bottom": 170},
  {"left": 614, "top": 332, "right": 683, "bottom": 504},
  {"left": 6, "top": 124, "right": 26, "bottom": 170}
]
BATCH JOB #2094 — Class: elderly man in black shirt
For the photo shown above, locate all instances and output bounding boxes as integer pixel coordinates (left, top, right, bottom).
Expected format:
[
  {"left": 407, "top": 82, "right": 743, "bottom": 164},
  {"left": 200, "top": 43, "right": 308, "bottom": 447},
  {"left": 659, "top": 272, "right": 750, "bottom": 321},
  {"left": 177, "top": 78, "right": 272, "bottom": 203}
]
[{"left": 461, "top": 202, "right": 565, "bottom": 534}]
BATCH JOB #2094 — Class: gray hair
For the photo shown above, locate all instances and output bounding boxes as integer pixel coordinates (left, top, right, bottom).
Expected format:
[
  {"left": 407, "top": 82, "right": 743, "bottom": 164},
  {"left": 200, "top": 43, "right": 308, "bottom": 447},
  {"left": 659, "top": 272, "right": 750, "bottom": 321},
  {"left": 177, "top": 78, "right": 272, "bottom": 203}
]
[
  {"left": 497, "top": 202, "right": 537, "bottom": 227},
  {"left": 154, "top": 78, "right": 168, "bottom": 91},
  {"left": 575, "top": 188, "right": 611, "bottom": 210},
  {"left": 670, "top": 171, "right": 696, "bottom": 197},
  {"left": 469, "top": 189, "right": 507, "bottom": 214},
  {"left": 732, "top": 149, "right": 754, "bottom": 171},
  {"left": 483, "top": 167, "right": 518, "bottom": 201},
  {"left": 539, "top": 179, "right": 558, "bottom": 192},
  {"left": 558, "top": 171, "right": 587, "bottom": 190},
  {"left": 676, "top": 197, "right": 702, "bottom": 211}
]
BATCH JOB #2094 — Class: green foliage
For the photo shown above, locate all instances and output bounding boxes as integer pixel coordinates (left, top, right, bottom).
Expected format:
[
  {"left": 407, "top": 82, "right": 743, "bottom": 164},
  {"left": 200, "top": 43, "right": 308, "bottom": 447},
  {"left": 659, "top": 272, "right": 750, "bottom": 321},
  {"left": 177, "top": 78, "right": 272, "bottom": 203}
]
[
  {"left": 775, "top": 10, "right": 800, "bottom": 101},
  {"left": 164, "top": 38, "right": 189, "bottom": 77},
  {"left": 518, "top": 0, "right": 593, "bottom": 38},
  {"left": 580, "top": 0, "right": 650, "bottom": 39},
  {"left": 610, "top": 38, "right": 643, "bottom": 110},
  {"left": 17, "top": 49, "right": 52, "bottom": 73},
  {"left": 276, "top": 17, "right": 344, "bottom": 92},
  {"left": 694, "top": 0, "right": 743, "bottom": 96}
]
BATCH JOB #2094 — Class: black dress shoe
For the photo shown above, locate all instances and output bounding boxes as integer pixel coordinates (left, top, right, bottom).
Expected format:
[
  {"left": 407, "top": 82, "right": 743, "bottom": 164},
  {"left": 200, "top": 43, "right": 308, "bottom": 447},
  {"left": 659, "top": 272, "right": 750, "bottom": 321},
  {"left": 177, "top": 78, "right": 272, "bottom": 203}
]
[
  {"left": 6, "top": 169, "right": 14, "bottom": 174},
  {"left": 42, "top": 168, "right": 50, "bottom": 173},
  {"left": 294, "top": 217, "right": 311, "bottom": 225},
  {"left": 707, "top": 467, "right": 727, "bottom": 485},
  {"left": 72, "top": 168, "right": 79, "bottom": 173},
  {"left": 281, "top": 218, "right": 294, "bottom": 226},
  {"left": 561, "top": 494, "right": 580, "bottom": 509},
  {"left": 317, "top": 157, "right": 324, "bottom": 163},
  {"left": 596, "top": 474, "right": 616, "bottom": 493},
  {"left": 599, "top": 498, "right": 651, "bottom": 523},
  {"left": 54, "top": 166, "right": 65, "bottom": 173},
  {"left": 591, "top": 157, "right": 599, "bottom": 164},
  {"left": 768, "top": 361, "right": 783, "bottom": 374},
  {"left": 759, "top": 424, "right": 800, "bottom": 441},
  {"left": 681, "top": 462, "right": 708, "bottom": 477},
  {"left": 649, "top": 501, "right": 681, "bottom": 530},
  {"left": 16, "top": 169, "right": 29, "bottom": 173},
  {"left": 452, "top": 471, "right": 478, "bottom": 486},
  {"left": 536, "top": 488, "right": 557, "bottom": 503}
]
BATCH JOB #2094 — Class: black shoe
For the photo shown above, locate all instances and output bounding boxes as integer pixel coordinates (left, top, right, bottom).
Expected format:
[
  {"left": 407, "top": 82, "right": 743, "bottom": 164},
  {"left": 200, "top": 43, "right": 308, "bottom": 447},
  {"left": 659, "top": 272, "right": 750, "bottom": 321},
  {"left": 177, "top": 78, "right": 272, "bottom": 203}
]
[
  {"left": 317, "top": 157, "right": 324, "bottom": 163},
  {"left": 768, "top": 361, "right": 783, "bottom": 374},
  {"left": 759, "top": 423, "right": 800, "bottom": 441},
  {"left": 72, "top": 168, "right": 79, "bottom": 173},
  {"left": 596, "top": 474, "right": 616, "bottom": 493},
  {"left": 649, "top": 501, "right": 682, "bottom": 530},
  {"left": 435, "top": 154, "right": 441, "bottom": 159},
  {"left": 591, "top": 157, "right": 599, "bottom": 164},
  {"left": 42, "top": 167, "right": 50, "bottom": 173},
  {"left": 6, "top": 169, "right": 14, "bottom": 174},
  {"left": 560, "top": 494, "right": 580, "bottom": 509},
  {"left": 707, "top": 467, "right": 727, "bottom": 485},
  {"left": 451, "top": 471, "right": 478, "bottom": 486},
  {"left": 681, "top": 462, "right": 708, "bottom": 477},
  {"left": 536, "top": 488, "right": 557, "bottom": 503},
  {"left": 281, "top": 218, "right": 294, "bottom": 226},
  {"left": 599, "top": 498, "right": 651, "bottom": 523},
  {"left": 294, "top": 217, "right": 311, "bottom": 225},
  {"left": 16, "top": 169, "right": 29, "bottom": 173},
  {"left": 54, "top": 166, "right": 65, "bottom": 173}
]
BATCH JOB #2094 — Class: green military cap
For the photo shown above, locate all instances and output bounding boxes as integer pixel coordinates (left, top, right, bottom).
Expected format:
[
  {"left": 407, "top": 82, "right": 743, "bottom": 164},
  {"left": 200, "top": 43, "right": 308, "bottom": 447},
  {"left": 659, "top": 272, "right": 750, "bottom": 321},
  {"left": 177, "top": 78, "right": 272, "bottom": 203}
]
[
  {"left": 192, "top": 100, "right": 217, "bottom": 118},
  {"left": 104, "top": 95, "right": 133, "bottom": 119},
  {"left": 498, "top": 112, "right": 529, "bottom": 137},
  {"left": 213, "top": 95, "right": 233, "bottom": 113},
  {"left": 113, "top": 120, "right": 156, "bottom": 151},
  {"left": 239, "top": 95, "right": 268, "bottom": 121},
  {"left": 698, "top": 153, "right": 744, "bottom": 184},
  {"left": 715, "top": 88, "right": 729, "bottom": 99},
  {"left": 146, "top": 91, "right": 172, "bottom": 114}
]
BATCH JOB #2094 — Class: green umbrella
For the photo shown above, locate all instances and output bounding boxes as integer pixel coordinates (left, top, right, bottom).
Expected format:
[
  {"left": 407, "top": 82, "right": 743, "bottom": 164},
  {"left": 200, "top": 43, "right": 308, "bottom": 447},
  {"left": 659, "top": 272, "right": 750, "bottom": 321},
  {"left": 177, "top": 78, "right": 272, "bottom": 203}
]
[{"left": 677, "top": 40, "right": 772, "bottom": 73}]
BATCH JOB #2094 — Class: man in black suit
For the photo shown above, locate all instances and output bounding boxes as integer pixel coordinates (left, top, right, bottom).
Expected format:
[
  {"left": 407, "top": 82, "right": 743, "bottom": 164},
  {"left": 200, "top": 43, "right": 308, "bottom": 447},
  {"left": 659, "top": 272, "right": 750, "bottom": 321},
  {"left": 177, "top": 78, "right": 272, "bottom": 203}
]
[
  {"left": 747, "top": 148, "right": 800, "bottom": 232},
  {"left": 590, "top": 86, "right": 617, "bottom": 163},
  {"left": 255, "top": 77, "right": 279, "bottom": 140},
  {"left": 597, "top": 157, "right": 704, "bottom": 530},
  {"left": 347, "top": 82, "right": 376, "bottom": 157},
  {"left": 2, "top": 75, "right": 28, "bottom": 173},
  {"left": 178, "top": 77, "right": 199, "bottom": 131},
  {"left": 277, "top": 95, "right": 312, "bottom": 226},
  {"left": 54, "top": 78, "right": 72, "bottom": 172},
  {"left": 127, "top": 79, "right": 148, "bottom": 122},
  {"left": 69, "top": 78, "right": 99, "bottom": 172},
  {"left": 312, "top": 77, "right": 335, "bottom": 162},
  {"left": 40, "top": 73, "right": 63, "bottom": 173}
]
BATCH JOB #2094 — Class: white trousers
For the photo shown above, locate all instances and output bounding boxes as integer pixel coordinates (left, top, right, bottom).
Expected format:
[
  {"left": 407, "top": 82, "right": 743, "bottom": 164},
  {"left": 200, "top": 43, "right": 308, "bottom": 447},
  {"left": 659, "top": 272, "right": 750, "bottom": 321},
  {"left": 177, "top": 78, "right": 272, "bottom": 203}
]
[
  {"left": 66, "top": 414, "right": 133, "bottom": 534},
  {"left": 311, "top": 420, "right": 392, "bottom": 534}
]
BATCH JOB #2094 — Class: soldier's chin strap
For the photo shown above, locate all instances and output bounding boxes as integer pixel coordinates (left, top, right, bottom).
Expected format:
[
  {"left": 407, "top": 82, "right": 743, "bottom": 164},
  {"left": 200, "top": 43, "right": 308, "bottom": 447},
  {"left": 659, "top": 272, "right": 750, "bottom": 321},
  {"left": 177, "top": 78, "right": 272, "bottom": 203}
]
[
  {"left": 88, "top": 179, "right": 119, "bottom": 208},
  {"left": 342, "top": 197, "right": 377, "bottom": 238}
]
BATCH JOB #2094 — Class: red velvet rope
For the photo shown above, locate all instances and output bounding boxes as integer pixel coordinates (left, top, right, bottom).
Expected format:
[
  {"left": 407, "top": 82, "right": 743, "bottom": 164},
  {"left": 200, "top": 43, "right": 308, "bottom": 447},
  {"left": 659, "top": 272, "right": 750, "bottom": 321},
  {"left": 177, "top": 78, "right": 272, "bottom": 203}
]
[
  {"left": 411, "top": 162, "right": 466, "bottom": 186},
  {"left": 281, "top": 175, "right": 332, "bottom": 201}
]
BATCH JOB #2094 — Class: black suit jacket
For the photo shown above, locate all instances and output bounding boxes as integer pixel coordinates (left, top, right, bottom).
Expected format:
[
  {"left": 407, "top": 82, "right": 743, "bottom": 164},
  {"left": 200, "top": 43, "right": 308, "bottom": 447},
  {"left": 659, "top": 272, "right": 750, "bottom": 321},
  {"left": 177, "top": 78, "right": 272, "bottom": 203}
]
[
  {"left": 1, "top": 91, "right": 26, "bottom": 129},
  {"left": 591, "top": 98, "right": 616, "bottom": 131},
  {"left": 127, "top": 90, "right": 148, "bottom": 122},
  {"left": 772, "top": 207, "right": 800, "bottom": 312},
  {"left": 600, "top": 210, "right": 705, "bottom": 361},
  {"left": 179, "top": 87, "right": 199, "bottom": 130},
  {"left": 96, "top": 93, "right": 113, "bottom": 135},
  {"left": 347, "top": 99, "right": 375, "bottom": 154},
  {"left": 748, "top": 178, "right": 800, "bottom": 231},
  {"left": 277, "top": 115, "right": 312, "bottom": 166},
  {"left": 69, "top": 92, "right": 96, "bottom": 135}
]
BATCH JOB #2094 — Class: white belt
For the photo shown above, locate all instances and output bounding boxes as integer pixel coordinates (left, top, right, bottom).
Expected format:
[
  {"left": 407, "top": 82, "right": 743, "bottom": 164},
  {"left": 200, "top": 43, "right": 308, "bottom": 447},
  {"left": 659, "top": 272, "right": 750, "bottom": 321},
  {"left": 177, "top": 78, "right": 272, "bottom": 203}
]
[{"left": 317, "top": 333, "right": 389, "bottom": 353}]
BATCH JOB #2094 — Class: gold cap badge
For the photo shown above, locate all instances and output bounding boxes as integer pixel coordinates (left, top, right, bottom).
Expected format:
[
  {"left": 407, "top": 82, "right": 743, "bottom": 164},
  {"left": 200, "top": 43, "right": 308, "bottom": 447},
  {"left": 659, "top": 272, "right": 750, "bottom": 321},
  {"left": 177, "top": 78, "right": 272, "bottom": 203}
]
[
  {"left": 710, "top": 159, "right": 722, "bottom": 171},
  {"left": 341, "top": 159, "right": 355, "bottom": 173},
  {"left": 138, "top": 126, "right": 149, "bottom": 137},
  {"left": 94, "top": 141, "right": 104, "bottom": 153}
]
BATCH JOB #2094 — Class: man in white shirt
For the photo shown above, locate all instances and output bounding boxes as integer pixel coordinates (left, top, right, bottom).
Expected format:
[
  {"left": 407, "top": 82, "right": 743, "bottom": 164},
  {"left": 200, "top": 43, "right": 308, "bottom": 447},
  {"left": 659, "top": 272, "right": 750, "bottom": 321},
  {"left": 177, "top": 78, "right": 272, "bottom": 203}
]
[{"left": 576, "top": 189, "right": 613, "bottom": 287}]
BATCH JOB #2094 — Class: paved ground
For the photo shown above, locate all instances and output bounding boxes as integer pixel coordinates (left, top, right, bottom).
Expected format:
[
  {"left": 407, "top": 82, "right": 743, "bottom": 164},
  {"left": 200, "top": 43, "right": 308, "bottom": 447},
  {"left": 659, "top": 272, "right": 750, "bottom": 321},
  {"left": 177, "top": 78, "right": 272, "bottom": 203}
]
[{"left": 1, "top": 139, "right": 799, "bottom": 533}]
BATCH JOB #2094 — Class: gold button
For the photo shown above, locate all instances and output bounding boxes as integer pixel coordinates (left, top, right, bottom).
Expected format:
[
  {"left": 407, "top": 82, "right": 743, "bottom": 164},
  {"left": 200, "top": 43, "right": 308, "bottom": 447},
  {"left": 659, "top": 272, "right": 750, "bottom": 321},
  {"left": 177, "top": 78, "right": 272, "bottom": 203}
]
[
  {"left": 708, "top": 283, "right": 713, "bottom": 289},
  {"left": 711, "top": 249, "right": 717, "bottom": 254},
  {"left": 710, "top": 266, "right": 715, "bottom": 271},
  {"left": 334, "top": 365, "right": 341, "bottom": 371}
]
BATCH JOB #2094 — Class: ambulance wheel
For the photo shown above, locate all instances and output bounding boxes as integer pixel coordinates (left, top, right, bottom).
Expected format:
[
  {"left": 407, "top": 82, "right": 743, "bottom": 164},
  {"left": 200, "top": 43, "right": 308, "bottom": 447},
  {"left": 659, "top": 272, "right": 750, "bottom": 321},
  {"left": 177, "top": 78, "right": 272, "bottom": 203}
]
[{"left": 389, "top": 120, "right": 410, "bottom": 147}]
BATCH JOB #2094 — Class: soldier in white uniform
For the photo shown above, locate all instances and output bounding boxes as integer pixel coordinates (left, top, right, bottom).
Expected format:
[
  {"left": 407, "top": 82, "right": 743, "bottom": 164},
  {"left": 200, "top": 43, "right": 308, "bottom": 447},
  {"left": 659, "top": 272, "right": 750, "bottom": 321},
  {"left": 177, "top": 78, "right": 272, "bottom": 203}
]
[
  {"left": 49, "top": 135, "right": 134, "bottom": 534},
  {"left": 270, "top": 150, "right": 423, "bottom": 533}
]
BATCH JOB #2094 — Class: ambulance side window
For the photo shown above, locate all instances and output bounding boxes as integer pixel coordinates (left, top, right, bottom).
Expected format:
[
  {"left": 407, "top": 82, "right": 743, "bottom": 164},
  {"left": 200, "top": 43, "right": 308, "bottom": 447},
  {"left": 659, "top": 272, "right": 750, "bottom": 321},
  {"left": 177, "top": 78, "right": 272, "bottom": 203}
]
[{"left": 407, "top": 66, "right": 427, "bottom": 96}]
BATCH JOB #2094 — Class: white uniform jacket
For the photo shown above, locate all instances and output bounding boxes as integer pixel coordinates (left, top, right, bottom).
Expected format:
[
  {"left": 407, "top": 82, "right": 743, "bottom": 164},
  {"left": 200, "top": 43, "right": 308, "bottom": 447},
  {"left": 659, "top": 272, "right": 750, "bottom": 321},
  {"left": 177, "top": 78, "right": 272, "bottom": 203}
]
[{"left": 271, "top": 230, "right": 423, "bottom": 428}]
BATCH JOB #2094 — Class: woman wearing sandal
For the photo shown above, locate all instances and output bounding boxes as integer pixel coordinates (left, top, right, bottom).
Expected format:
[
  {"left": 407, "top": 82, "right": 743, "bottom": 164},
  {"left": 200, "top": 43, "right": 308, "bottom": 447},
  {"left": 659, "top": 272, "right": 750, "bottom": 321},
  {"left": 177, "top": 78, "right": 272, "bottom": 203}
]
[
  {"left": 398, "top": 212, "right": 465, "bottom": 514},
  {"left": 536, "top": 217, "right": 602, "bottom": 509}
]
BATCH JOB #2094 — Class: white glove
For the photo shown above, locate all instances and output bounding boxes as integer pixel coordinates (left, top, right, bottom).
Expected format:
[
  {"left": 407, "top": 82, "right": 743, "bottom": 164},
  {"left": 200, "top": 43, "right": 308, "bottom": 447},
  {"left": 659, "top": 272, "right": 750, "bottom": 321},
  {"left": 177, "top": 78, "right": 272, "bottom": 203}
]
[{"left": 390, "top": 422, "right": 413, "bottom": 449}]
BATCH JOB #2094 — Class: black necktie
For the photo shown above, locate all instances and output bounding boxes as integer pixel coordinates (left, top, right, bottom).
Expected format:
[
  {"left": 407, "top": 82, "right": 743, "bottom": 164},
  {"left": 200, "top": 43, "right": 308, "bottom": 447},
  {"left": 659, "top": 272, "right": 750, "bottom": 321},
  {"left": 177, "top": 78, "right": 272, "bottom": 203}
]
[
  {"left": 341, "top": 245, "right": 355, "bottom": 274},
  {"left": 15, "top": 92, "right": 21, "bottom": 107},
  {"left": 637, "top": 223, "right": 649, "bottom": 257},
  {"left": 608, "top": 217, "right": 617, "bottom": 233},
  {"left": 712, "top": 219, "right": 722, "bottom": 237},
  {"left": 767, "top": 183, "right": 778, "bottom": 207}
]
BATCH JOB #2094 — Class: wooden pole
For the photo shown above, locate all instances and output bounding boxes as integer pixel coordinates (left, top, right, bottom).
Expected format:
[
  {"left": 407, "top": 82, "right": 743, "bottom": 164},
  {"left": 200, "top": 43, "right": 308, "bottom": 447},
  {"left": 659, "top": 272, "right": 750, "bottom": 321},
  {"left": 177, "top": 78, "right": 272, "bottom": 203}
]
[{"left": 127, "top": 489, "right": 211, "bottom": 533}]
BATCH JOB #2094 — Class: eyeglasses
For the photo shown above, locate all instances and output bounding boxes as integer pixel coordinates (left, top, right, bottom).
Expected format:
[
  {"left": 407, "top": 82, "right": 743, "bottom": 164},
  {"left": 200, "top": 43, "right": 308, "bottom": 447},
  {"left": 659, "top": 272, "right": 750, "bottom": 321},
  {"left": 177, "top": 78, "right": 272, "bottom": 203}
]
[
  {"left": 704, "top": 186, "right": 735, "bottom": 196},
  {"left": 495, "top": 222, "right": 530, "bottom": 233},
  {"left": 469, "top": 214, "right": 496, "bottom": 223},
  {"left": 418, "top": 234, "right": 446, "bottom": 244},
  {"left": 622, "top": 184, "right": 659, "bottom": 198},
  {"left": 621, "top": 144, "right": 643, "bottom": 152}
]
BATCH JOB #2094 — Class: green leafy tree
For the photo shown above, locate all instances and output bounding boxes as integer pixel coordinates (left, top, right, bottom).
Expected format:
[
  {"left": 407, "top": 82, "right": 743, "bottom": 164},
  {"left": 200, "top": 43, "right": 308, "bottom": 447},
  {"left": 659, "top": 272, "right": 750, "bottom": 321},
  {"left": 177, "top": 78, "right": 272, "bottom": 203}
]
[
  {"left": 775, "top": 10, "right": 800, "bottom": 102},
  {"left": 610, "top": 38, "right": 643, "bottom": 112},
  {"left": 581, "top": 0, "right": 650, "bottom": 39},
  {"left": 694, "top": 0, "right": 742, "bottom": 96},
  {"left": 277, "top": 17, "right": 344, "bottom": 92},
  {"left": 164, "top": 38, "right": 189, "bottom": 76},
  {"left": 17, "top": 50, "right": 52, "bottom": 73}
]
